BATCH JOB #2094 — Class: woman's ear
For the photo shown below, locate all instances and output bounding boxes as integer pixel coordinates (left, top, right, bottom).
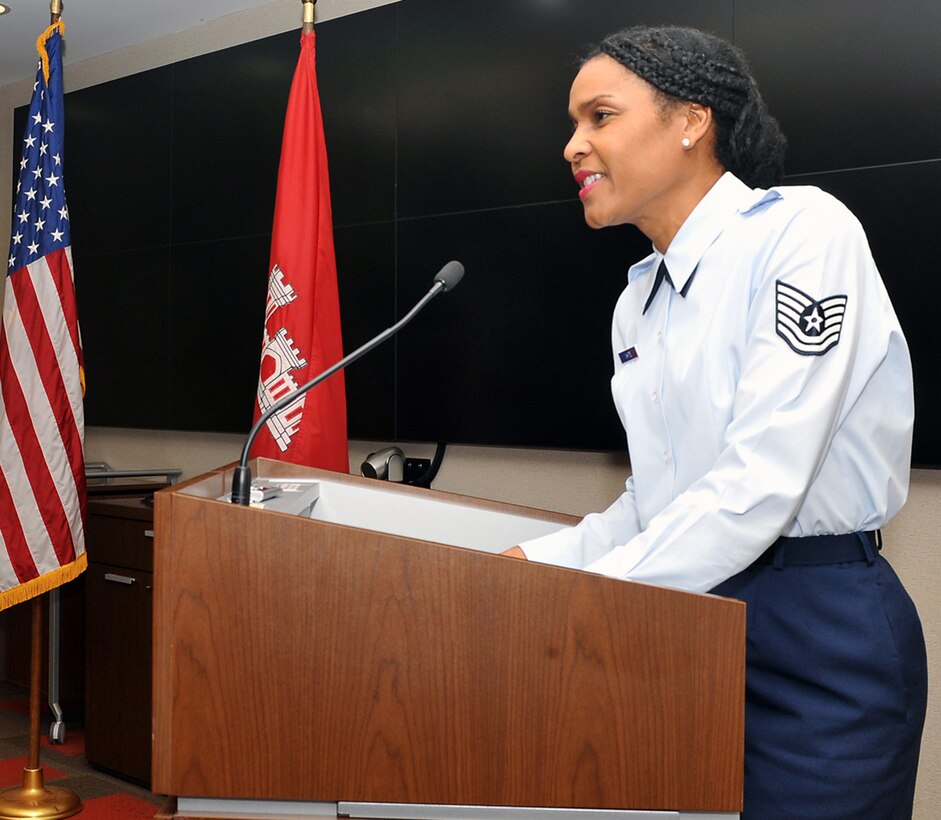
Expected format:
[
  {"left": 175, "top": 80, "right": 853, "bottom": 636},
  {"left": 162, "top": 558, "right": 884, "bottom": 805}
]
[{"left": 682, "top": 102, "right": 713, "bottom": 149}]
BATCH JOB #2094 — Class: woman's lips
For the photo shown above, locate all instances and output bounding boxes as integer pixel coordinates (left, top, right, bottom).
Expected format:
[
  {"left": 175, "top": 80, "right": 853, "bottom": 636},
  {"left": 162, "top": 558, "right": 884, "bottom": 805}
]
[{"left": 576, "top": 171, "right": 604, "bottom": 200}]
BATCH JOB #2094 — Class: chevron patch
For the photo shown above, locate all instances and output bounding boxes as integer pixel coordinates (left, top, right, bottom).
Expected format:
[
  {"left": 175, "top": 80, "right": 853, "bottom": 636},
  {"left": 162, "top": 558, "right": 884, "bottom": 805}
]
[{"left": 775, "top": 280, "right": 848, "bottom": 356}]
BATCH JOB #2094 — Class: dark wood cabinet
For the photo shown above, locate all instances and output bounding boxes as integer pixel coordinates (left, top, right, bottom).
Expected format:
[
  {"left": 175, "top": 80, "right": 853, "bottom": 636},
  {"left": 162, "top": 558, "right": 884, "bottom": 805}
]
[{"left": 85, "top": 498, "right": 154, "bottom": 787}]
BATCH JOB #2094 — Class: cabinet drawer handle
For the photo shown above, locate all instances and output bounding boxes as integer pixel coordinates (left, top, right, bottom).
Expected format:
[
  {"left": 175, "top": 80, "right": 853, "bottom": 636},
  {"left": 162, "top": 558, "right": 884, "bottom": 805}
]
[
  {"left": 144, "top": 529, "right": 154, "bottom": 538},
  {"left": 104, "top": 573, "right": 136, "bottom": 585}
]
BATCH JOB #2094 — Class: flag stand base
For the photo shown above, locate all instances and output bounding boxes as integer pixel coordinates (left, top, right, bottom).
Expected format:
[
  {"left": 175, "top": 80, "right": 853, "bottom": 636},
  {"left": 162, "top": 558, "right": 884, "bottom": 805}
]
[
  {"left": 0, "top": 598, "right": 80, "bottom": 819},
  {"left": 0, "top": 769, "right": 81, "bottom": 819}
]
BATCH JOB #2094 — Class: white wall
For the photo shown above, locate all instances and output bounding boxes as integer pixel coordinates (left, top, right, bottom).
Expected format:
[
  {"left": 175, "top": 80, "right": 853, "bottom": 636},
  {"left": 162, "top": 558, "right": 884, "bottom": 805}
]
[{"left": 2, "top": 0, "right": 937, "bottom": 814}]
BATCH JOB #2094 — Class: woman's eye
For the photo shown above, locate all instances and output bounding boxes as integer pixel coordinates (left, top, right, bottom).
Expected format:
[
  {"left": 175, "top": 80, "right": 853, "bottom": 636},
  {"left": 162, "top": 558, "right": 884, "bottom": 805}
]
[{"left": 593, "top": 109, "right": 612, "bottom": 123}]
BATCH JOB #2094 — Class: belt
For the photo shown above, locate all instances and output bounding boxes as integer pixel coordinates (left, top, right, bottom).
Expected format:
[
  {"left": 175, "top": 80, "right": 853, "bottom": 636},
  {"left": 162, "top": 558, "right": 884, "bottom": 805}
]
[{"left": 755, "top": 530, "right": 881, "bottom": 568}]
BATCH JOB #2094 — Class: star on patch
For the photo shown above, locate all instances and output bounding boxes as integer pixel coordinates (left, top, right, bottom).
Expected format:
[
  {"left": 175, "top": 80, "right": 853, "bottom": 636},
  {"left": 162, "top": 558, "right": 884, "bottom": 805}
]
[{"left": 775, "top": 280, "right": 848, "bottom": 356}]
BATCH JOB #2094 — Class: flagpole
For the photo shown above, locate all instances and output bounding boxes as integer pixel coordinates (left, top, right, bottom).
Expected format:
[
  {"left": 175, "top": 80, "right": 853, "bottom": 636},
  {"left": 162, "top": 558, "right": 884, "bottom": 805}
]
[
  {"left": 0, "top": 598, "right": 81, "bottom": 818},
  {"left": 302, "top": 0, "right": 315, "bottom": 33},
  {"left": 0, "top": 0, "right": 79, "bottom": 808},
  {"left": 0, "top": 1, "right": 83, "bottom": 808}
]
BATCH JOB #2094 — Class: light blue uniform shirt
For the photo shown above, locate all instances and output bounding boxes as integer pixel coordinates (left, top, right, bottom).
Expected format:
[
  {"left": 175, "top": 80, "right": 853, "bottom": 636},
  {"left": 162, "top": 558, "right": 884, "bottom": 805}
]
[{"left": 522, "top": 172, "right": 913, "bottom": 593}]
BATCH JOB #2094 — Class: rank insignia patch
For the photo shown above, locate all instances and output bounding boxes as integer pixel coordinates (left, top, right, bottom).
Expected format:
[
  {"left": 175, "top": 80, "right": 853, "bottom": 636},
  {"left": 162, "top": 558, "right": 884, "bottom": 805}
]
[{"left": 775, "top": 280, "right": 848, "bottom": 356}]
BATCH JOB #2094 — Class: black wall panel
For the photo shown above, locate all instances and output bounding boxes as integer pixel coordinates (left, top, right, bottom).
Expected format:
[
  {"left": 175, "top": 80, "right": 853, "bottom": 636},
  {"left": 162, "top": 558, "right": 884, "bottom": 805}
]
[
  {"left": 19, "top": 0, "right": 938, "bottom": 462},
  {"left": 334, "top": 220, "right": 397, "bottom": 440},
  {"left": 736, "top": 0, "right": 941, "bottom": 174},
  {"left": 394, "top": 203, "right": 644, "bottom": 449},
  {"left": 77, "top": 247, "right": 170, "bottom": 429},
  {"left": 170, "top": 34, "right": 295, "bottom": 245},
  {"left": 316, "top": 5, "right": 397, "bottom": 227},
  {"left": 66, "top": 67, "right": 173, "bottom": 253},
  {"left": 167, "top": 235, "right": 271, "bottom": 432}
]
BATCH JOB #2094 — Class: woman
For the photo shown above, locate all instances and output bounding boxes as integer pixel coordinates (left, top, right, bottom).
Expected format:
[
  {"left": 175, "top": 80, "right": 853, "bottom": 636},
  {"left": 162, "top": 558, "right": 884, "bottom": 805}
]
[{"left": 505, "top": 25, "right": 927, "bottom": 819}]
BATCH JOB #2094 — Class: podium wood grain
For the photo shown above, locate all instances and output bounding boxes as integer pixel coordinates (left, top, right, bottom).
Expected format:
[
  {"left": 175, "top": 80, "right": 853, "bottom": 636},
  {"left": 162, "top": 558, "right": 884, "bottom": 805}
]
[{"left": 153, "top": 460, "right": 744, "bottom": 813}]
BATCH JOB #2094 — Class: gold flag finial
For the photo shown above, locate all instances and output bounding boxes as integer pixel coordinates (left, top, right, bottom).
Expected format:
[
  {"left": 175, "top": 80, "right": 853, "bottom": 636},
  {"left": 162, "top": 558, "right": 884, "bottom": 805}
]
[
  {"left": 302, "top": 0, "right": 315, "bottom": 32},
  {"left": 50, "top": 0, "right": 62, "bottom": 22}
]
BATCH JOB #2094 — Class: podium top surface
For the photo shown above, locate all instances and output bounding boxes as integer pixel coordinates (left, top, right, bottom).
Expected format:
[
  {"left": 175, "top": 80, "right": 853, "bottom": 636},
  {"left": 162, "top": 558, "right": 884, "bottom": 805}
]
[{"left": 169, "top": 458, "right": 579, "bottom": 553}]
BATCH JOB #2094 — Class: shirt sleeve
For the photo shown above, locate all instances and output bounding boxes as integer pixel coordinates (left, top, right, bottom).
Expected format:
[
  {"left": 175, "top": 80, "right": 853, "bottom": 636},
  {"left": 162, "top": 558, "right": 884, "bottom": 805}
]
[
  {"left": 557, "top": 195, "right": 900, "bottom": 593},
  {"left": 519, "top": 475, "right": 642, "bottom": 569}
]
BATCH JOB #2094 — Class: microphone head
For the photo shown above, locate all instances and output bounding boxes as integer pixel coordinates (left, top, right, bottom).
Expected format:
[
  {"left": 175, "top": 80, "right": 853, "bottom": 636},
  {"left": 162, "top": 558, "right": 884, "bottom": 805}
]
[{"left": 434, "top": 260, "right": 464, "bottom": 292}]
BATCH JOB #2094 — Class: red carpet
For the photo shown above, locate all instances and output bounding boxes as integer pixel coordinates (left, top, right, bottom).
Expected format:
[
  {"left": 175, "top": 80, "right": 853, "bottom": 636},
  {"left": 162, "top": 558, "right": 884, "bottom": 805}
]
[
  {"left": 41, "top": 727, "right": 86, "bottom": 756},
  {"left": 81, "top": 792, "right": 162, "bottom": 818},
  {"left": 0, "top": 755, "right": 66, "bottom": 788},
  {"left": 0, "top": 699, "right": 30, "bottom": 716}
]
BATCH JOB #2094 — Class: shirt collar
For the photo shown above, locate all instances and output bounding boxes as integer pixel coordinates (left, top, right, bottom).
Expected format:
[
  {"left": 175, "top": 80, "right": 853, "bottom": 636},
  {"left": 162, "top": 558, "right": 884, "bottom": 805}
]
[{"left": 628, "top": 172, "right": 779, "bottom": 295}]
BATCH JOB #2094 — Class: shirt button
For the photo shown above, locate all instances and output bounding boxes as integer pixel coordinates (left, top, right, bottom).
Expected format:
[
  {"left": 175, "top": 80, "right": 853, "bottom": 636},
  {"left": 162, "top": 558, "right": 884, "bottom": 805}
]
[
  {"left": 662, "top": 451, "right": 671, "bottom": 464},
  {"left": 656, "top": 332, "right": 663, "bottom": 343},
  {"left": 651, "top": 391, "right": 659, "bottom": 403}
]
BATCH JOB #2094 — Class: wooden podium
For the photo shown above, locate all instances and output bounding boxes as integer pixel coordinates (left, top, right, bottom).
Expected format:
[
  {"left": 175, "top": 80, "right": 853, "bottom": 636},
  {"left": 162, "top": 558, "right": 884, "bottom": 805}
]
[{"left": 152, "top": 458, "right": 744, "bottom": 819}]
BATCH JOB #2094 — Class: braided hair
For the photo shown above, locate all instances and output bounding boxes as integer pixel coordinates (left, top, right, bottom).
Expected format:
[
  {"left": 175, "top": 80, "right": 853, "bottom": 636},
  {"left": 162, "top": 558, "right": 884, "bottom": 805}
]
[{"left": 590, "top": 26, "right": 787, "bottom": 189}]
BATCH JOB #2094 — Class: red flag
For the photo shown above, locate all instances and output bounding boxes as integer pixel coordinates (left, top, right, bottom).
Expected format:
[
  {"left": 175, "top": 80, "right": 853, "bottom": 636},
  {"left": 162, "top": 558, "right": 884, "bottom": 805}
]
[
  {"left": 0, "top": 21, "right": 86, "bottom": 610},
  {"left": 249, "top": 30, "right": 349, "bottom": 472}
]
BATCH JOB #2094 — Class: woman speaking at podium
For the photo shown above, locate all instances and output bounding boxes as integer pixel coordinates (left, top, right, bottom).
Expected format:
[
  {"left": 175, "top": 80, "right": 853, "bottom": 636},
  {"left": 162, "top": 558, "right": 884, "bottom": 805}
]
[{"left": 505, "top": 25, "right": 927, "bottom": 819}]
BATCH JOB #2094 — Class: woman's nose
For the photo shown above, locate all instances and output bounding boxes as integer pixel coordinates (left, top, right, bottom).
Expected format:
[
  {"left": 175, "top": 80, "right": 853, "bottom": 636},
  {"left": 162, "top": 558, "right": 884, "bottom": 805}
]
[{"left": 564, "top": 129, "right": 588, "bottom": 164}]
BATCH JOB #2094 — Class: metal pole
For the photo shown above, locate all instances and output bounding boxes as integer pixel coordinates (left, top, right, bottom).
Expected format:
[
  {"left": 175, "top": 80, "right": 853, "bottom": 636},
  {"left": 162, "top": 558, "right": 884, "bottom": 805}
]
[
  {"left": 27, "top": 599, "right": 41, "bottom": 770},
  {"left": 47, "top": 590, "right": 65, "bottom": 744},
  {"left": 0, "top": 596, "right": 82, "bottom": 818}
]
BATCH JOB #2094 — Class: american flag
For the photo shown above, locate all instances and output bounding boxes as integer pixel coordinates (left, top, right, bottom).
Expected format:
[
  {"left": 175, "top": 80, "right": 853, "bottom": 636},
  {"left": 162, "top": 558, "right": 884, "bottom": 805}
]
[{"left": 0, "top": 21, "right": 86, "bottom": 610}]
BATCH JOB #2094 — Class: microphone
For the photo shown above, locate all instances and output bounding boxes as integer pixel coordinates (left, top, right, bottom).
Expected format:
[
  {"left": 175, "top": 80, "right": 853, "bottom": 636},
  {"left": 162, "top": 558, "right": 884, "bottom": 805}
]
[
  {"left": 433, "top": 259, "right": 464, "bottom": 292},
  {"left": 230, "top": 260, "right": 465, "bottom": 505}
]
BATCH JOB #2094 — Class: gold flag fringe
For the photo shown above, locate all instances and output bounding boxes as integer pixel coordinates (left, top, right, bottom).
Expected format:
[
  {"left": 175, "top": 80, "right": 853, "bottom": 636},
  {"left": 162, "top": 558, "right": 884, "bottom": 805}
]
[
  {"left": 36, "top": 19, "right": 65, "bottom": 87},
  {"left": 0, "top": 552, "right": 87, "bottom": 612}
]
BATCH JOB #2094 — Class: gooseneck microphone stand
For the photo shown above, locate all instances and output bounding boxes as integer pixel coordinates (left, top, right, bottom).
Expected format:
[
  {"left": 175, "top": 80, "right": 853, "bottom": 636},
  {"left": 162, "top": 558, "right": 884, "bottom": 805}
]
[{"left": 231, "top": 261, "right": 464, "bottom": 504}]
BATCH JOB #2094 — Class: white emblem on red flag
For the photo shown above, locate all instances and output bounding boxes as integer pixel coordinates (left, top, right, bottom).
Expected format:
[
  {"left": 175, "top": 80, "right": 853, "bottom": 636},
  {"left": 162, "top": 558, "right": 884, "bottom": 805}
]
[{"left": 257, "top": 264, "right": 308, "bottom": 452}]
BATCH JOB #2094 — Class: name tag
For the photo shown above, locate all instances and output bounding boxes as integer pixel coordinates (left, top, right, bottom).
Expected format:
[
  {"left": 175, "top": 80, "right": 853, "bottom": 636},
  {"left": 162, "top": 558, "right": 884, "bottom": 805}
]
[{"left": 618, "top": 346, "right": 639, "bottom": 364}]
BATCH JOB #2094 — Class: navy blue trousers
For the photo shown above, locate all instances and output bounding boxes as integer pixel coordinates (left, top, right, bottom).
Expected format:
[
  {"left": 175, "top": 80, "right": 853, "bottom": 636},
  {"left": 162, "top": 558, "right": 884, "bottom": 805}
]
[{"left": 711, "top": 550, "right": 927, "bottom": 819}]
